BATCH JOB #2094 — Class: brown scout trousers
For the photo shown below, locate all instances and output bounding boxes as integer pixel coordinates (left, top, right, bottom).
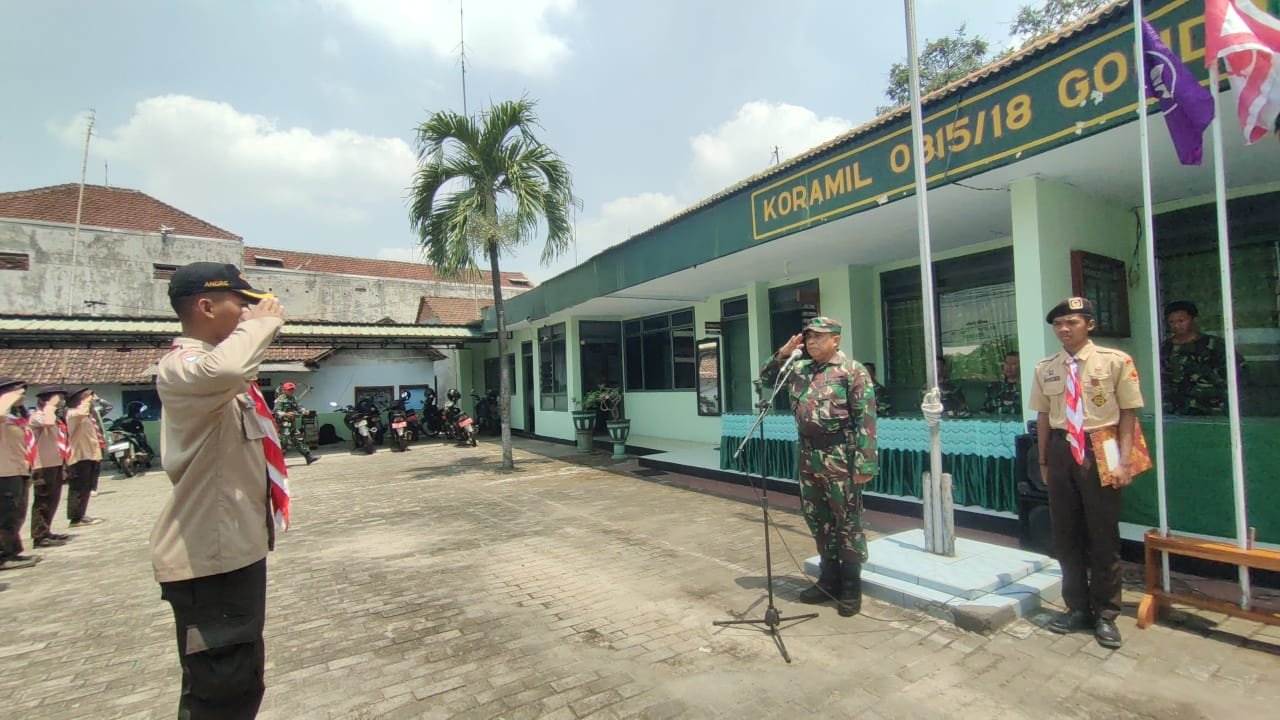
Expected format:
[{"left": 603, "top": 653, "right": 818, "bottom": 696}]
[
  {"left": 66, "top": 459, "right": 99, "bottom": 523},
  {"left": 1045, "top": 429, "right": 1124, "bottom": 622},
  {"left": 30, "top": 465, "right": 65, "bottom": 542}
]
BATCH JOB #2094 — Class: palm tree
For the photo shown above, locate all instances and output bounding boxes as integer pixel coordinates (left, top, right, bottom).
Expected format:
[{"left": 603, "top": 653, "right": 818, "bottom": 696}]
[{"left": 408, "top": 97, "right": 575, "bottom": 471}]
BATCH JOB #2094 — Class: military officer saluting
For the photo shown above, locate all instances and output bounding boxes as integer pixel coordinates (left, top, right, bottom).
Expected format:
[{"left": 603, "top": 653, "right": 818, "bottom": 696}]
[
  {"left": 273, "top": 382, "right": 318, "bottom": 465},
  {"left": 761, "top": 317, "right": 878, "bottom": 617},
  {"left": 1030, "top": 297, "right": 1143, "bottom": 650}
]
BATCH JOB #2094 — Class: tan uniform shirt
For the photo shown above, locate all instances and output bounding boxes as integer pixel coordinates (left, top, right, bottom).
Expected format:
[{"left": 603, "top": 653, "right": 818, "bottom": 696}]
[
  {"left": 149, "top": 316, "right": 283, "bottom": 583},
  {"left": 0, "top": 415, "right": 29, "bottom": 477},
  {"left": 66, "top": 405, "right": 103, "bottom": 463},
  {"left": 28, "top": 410, "right": 64, "bottom": 470},
  {"left": 1029, "top": 340, "right": 1144, "bottom": 431}
]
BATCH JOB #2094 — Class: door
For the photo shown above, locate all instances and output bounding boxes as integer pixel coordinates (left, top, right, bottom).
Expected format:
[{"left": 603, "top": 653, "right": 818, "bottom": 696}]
[{"left": 521, "top": 342, "right": 535, "bottom": 434}]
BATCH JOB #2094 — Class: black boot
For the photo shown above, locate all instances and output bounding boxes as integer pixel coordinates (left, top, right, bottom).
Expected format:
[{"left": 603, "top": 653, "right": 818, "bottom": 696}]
[
  {"left": 305, "top": 452, "right": 320, "bottom": 466},
  {"left": 838, "top": 560, "right": 862, "bottom": 617},
  {"left": 798, "top": 558, "right": 840, "bottom": 604}
]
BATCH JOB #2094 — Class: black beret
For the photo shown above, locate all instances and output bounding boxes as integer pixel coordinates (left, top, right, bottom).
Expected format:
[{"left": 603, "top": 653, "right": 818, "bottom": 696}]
[
  {"left": 0, "top": 376, "right": 26, "bottom": 393},
  {"left": 1046, "top": 297, "right": 1094, "bottom": 324},
  {"left": 34, "top": 385, "right": 67, "bottom": 398},
  {"left": 1164, "top": 300, "right": 1198, "bottom": 318}
]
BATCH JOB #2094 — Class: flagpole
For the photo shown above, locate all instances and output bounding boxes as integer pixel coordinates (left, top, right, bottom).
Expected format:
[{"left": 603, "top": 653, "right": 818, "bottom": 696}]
[
  {"left": 1130, "top": 0, "right": 1171, "bottom": 594},
  {"left": 903, "top": 0, "right": 952, "bottom": 556},
  {"left": 1208, "top": 62, "right": 1251, "bottom": 607}
]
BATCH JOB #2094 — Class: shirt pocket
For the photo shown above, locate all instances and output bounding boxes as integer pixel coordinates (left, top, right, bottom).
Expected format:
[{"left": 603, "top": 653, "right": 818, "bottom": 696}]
[
  {"left": 814, "top": 380, "right": 851, "bottom": 424},
  {"left": 1040, "top": 378, "right": 1066, "bottom": 397},
  {"left": 236, "top": 394, "right": 269, "bottom": 442}
]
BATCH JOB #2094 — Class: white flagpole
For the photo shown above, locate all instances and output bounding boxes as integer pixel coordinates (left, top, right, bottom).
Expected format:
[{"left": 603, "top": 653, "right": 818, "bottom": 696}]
[
  {"left": 903, "top": 0, "right": 952, "bottom": 556},
  {"left": 1130, "top": 0, "right": 1171, "bottom": 593},
  {"left": 1208, "top": 62, "right": 1251, "bottom": 607}
]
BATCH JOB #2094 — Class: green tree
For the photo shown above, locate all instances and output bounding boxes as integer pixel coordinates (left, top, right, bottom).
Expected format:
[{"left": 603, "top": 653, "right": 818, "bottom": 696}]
[
  {"left": 409, "top": 97, "right": 576, "bottom": 471},
  {"left": 1010, "top": 0, "right": 1110, "bottom": 49},
  {"left": 878, "top": 25, "right": 990, "bottom": 115}
]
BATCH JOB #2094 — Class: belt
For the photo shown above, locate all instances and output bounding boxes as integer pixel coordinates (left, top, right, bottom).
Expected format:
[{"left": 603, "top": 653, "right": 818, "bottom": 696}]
[{"left": 799, "top": 431, "right": 848, "bottom": 450}]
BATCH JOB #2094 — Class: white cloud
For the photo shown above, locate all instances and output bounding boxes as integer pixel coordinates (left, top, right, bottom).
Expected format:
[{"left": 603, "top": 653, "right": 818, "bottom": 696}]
[
  {"left": 62, "top": 95, "right": 416, "bottom": 225},
  {"left": 575, "top": 192, "right": 683, "bottom": 262},
  {"left": 325, "top": 0, "right": 575, "bottom": 76},
  {"left": 685, "top": 100, "right": 853, "bottom": 199}
]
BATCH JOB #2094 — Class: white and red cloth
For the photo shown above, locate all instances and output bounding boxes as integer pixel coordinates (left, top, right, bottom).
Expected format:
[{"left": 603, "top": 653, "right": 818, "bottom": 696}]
[
  {"left": 247, "top": 383, "right": 291, "bottom": 531},
  {"left": 13, "top": 416, "right": 37, "bottom": 470},
  {"left": 56, "top": 420, "right": 70, "bottom": 461},
  {"left": 1065, "top": 358, "right": 1087, "bottom": 466},
  {"left": 1205, "top": 0, "right": 1280, "bottom": 143}
]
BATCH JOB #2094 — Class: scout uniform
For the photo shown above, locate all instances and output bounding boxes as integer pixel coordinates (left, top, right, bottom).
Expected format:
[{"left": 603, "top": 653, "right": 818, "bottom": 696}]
[
  {"left": 29, "top": 386, "right": 72, "bottom": 546},
  {"left": 272, "top": 385, "right": 316, "bottom": 464},
  {"left": 0, "top": 376, "right": 39, "bottom": 570},
  {"left": 64, "top": 388, "right": 105, "bottom": 527},
  {"left": 760, "top": 316, "right": 878, "bottom": 617},
  {"left": 1029, "top": 297, "right": 1143, "bottom": 643},
  {"left": 152, "top": 262, "right": 280, "bottom": 719}
]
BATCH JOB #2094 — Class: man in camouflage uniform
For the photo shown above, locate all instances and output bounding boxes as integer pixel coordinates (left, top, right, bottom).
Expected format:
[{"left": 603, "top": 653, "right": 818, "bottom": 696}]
[
  {"left": 925, "top": 356, "right": 971, "bottom": 418},
  {"left": 761, "top": 317, "right": 878, "bottom": 617},
  {"left": 1160, "top": 301, "right": 1235, "bottom": 415},
  {"left": 865, "top": 362, "right": 893, "bottom": 417},
  {"left": 982, "top": 351, "right": 1022, "bottom": 416},
  {"left": 273, "top": 382, "right": 318, "bottom": 465}
]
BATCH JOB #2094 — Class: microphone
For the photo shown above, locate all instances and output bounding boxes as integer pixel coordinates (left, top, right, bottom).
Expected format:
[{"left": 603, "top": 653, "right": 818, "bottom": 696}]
[{"left": 779, "top": 347, "right": 803, "bottom": 376}]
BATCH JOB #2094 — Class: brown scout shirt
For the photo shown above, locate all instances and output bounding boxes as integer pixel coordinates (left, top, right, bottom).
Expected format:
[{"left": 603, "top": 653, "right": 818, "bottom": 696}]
[
  {"left": 28, "top": 407, "right": 65, "bottom": 470},
  {"left": 66, "top": 404, "right": 103, "bottom": 463},
  {"left": 149, "top": 316, "right": 283, "bottom": 583},
  {"left": 0, "top": 415, "right": 29, "bottom": 477},
  {"left": 1029, "top": 340, "right": 1144, "bottom": 431}
]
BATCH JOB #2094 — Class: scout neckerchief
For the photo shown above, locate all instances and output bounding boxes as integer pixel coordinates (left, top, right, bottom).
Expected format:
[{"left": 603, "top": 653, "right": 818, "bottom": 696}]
[
  {"left": 1065, "top": 356, "right": 1086, "bottom": 465},
  {"left": 246, "top": 382, "right": 291, "bottom": 530}
]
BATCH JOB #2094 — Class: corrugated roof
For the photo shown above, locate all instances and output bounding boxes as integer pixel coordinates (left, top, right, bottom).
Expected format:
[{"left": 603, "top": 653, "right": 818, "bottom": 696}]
[
  {"left": 0, "top": 184, "right": 241, "bottom": 241},
  {"left": 0, "top": 315, "right": 486, "bottom": 344},
  {"left": 0, "top": 346, "right": 333, "bottom": 385},
  {"left": 415, "top": 296, "right": 493, "bottom": 325},
  {"left": 244, "top": 246, "right": 533, "bottom": 289}
]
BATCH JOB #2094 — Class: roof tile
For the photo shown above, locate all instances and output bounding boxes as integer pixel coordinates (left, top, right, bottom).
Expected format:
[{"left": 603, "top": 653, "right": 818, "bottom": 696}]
[
  {"left": 0, "top": 184, "right": 240, "bottom": 241},
  {"left": 245, "top": 246, "right": 533, "bottom": 288},
  {"left": 0, "top": 347, "right": 331, "bottom": 385},
  {"left": 415, "top": 296, "right": 493, "bottom": 325}
]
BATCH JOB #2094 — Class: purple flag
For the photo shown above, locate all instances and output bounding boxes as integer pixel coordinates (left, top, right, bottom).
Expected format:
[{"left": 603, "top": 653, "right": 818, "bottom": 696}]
[{"left": 1141, "top": 20, "right": 1215, "bottom": 165}]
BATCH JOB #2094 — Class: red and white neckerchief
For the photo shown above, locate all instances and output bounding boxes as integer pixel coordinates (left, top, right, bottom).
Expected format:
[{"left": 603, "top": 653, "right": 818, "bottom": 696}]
[
  {"left": 56, "top": 420, "right": 71, "bottom": 461},
  {"left": 1064, "top": 357, "right": 1086, "bottom": 466},
  {"left": 11, "top": 416, "right": 37, "bottom": 470},
  {"left": 246, "top": 383, "right": 291, "bottom": 531}
]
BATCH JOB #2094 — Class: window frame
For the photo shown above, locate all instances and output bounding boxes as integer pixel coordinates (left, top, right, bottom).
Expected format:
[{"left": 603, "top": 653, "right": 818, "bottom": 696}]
[{"left": 623, "top": 308, "right": 696, "bottom": 391}]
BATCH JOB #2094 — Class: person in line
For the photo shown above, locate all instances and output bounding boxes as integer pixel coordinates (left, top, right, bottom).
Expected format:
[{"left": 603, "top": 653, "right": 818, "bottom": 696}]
[
  {"left": 152, "top": 262, "right": 286, "bottom": 719},
  {"left": 29, "top": 386, "right": 73, "bottom": 547},
  {"left": 761, "top": 317, "right": 878, "bottom": 617},
  {"left": 1, "top": 377, "right": 40, "bottom": 571},
  {"left": 1030, "top": 297, "right": 1143, "bottom": 650},
  {"left": 64, "top": 387, "right": 105, "bottom": 527}
]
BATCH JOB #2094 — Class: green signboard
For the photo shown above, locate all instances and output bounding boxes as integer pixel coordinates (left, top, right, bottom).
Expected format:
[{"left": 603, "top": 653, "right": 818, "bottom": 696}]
[{"left": 750, "top": 0, "right": 1210, "bottom": 242}]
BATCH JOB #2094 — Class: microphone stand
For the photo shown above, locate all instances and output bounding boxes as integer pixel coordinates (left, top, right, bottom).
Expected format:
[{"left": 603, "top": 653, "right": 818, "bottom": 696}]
[{"left": 713, "top": 355, "right": 817, "bottom": 663}]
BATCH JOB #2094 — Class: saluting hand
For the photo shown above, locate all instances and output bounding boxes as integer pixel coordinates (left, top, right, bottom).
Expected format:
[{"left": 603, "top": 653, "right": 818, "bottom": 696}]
[
  {"left": 0, "top": 387, "right": 24, "bottom": 414},
  {"left": 777, "top": 333, "right": 805, "bottom": 361},
  {"left": 242, "top": 297, "right": 285, "bottom": 323}
]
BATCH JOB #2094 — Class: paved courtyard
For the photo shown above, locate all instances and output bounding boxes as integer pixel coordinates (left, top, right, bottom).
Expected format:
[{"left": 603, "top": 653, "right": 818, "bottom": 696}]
[{"left": 1, "top": 437, "right": 1278, "bottom": 719}]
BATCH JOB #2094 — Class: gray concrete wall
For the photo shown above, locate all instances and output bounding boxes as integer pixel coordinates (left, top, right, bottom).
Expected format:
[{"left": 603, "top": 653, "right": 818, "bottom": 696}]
[{"left": 0, "top": 219, "right": 241, "bottom": 316}]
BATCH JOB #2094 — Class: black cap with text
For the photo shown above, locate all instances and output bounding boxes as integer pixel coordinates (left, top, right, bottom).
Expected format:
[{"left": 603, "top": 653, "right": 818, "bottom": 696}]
[{"left": 168, "top": 262, "right": 272, "bottom": 301}]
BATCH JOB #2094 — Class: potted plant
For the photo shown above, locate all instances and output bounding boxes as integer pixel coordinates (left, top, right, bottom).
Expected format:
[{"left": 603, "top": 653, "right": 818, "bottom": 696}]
[
  {"left": 590, "top": 385, "right": 629, "bottom": 459},
  {"left": 571, "top": 396, "right": 597, "bottom": 453}
]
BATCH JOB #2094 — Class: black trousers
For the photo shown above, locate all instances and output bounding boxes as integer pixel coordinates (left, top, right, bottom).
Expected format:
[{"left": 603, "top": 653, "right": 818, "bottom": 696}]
[
  {"left": 0, "top": 475, "right": 31, "bottom": 558},
  {"left": 160, "top": 559, "right": 267, "bottom": 720},
  {"left": 66, "top": 459, "right": 99, "bottom": 522},
  {"left": 31, "top": 466, "right": 65, "bottom": 542},
  {"left": 1045, "top": 429, "right": 1124, "bottom": 621}
]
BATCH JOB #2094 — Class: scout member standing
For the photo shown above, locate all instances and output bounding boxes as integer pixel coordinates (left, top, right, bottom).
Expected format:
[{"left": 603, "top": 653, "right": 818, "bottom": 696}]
[
  {"left": 29, "top": 386, "right": 73, "bottom": 547},
  {"left": 761, "top": 317, "right": 878, "bottom": 617},
  {"left": 64, "top": 387, "right": 105, "bottom": 527},
  {"left": 152, "top": 262, "right": 286, "bottom": 719},
  {"left": 1, "top": 377, "right": 40, "bottom": 571},
  {"left": 1030, "top": 297, "right": 1143, "bottom": 649}
]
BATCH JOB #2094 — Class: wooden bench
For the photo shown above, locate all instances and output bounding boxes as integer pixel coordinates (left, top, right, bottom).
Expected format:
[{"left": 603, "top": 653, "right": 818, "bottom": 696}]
[{"left": 1137, "top": 529, "right": 1280, "bottom": 629}]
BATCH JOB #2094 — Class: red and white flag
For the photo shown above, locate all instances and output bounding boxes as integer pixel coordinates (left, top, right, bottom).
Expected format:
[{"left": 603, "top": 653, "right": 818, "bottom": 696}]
[
  {"left": 247, "top": 383, "right": 291, "bottom": 531},
  {"left": 1205, "top": 0, "right": 1280, "bottom": 143}
]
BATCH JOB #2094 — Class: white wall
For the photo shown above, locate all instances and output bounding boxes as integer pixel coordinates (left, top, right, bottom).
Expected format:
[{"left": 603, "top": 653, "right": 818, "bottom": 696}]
[{"left": 260, "top": 349, "right": 439, "bottom": 409}]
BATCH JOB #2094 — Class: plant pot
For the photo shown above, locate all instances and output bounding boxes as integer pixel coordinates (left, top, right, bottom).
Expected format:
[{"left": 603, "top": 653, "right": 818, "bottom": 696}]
[
  {"left": 571, "top": 410, "right": 595, "bottom": 452},
  {"left": 606, "top": 419, "right": 630, "bottom": 460}
]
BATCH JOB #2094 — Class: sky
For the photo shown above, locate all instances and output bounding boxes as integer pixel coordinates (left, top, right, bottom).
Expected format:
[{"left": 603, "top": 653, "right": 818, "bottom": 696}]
[{"left": 1, "top": 0, "right": 1038, "bottom": 283}]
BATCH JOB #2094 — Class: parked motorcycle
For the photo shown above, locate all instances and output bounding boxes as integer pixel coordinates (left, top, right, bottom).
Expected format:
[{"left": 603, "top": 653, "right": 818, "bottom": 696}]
[
  {"left": 442, "top": 388, "right": 478, "bottom": 447},
  {"left": 103, "top": 401, "right": 154, "bottom": 477},
  {"left": 471, "top": 388, "right": 500, "bottom": 436},
  {"left": 386, "top": 391, "right": 418, "bottom": 452},
  {"left": 419, "top": 387, "right": 444, "bottom": 438},
  {"left": 332, "top": 401, "right": 377, "bottom": 454}
]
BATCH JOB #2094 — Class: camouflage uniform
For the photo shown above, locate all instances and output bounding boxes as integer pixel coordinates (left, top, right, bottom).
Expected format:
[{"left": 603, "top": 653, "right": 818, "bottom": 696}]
[
  {"left": 761, "top": 348, "right": 878, "bottom": 568},
  {"left": 873, "top": 381, "right": 893, "bottom": 417},
  {"left": 1160, "top": 334, "right": 1231, "bottom": 415},
  {"left": 923, "top": 381, "right": 971, "bottom": 418},
  {"left": 272, "top": 393, "right": 313, "bottom": 459},
  {"left": 982, "top": 379, "right": 1021, "bottom": 416}
]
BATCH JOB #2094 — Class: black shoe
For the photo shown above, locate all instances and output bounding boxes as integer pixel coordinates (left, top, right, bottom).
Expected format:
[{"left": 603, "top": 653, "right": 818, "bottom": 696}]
[
  {"left": 798, "top": 559, "right": 840, "bottom": 604},
  {"left": 837, "top": 561, "right": 862, "bottom": 617},
  {"left": 47, "top": 533, "right": 72, "bottom": 541},
  {"left": 69, "top": 517, "right": 104, "bottom": 527},
  {"left": 34, "top": 537, "right": 68, "bottom": 547},
  {"left": 1048, "top": 609, "right": 1095, "bottom": 634},
  {"left": 0, "top": 554, "right": 42, "bottom": 570},
  {"left": 305, "top": 455, "right": 320, "bottom": 466},
  {"left": 1095, "top": 618, "right": 1123, "bottom": 649}
]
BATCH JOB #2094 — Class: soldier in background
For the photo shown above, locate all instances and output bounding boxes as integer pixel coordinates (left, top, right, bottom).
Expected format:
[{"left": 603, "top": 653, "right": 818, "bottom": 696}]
[
  {"left": 927, "top": 356, "right": 971, "bottom": 418},
  {"left": 865, "top": 362, "right": 893, "bottom": 417},
  {"left": 29, "top": 386, "right": 72, "bottom": 547},
  {"left": 1, "top": 377, "right": 40, "bottom": 571},
  {"left": 761, "top": 317, "right": 878, "bottom": 617},
  {"left": 273, "top": 382, "right": 319, "bottom": 465},
  {"left": 1160, "top": 301, "right": 1236, "bottom": 415},
  {"left": 982, "top": 351, "right": 1022, "bottom": 416},
  {"left": 64, "top": 388, "right": 105, "bottom": 527}
]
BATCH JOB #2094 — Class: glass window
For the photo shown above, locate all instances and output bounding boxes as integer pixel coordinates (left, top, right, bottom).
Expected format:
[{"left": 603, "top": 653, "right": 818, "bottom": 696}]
[
  {"left": 623, "top": 308, "right": 696, "bottom": 391},
  {"left": 538, "top": 323, "right": 568, "bottom": 410}
]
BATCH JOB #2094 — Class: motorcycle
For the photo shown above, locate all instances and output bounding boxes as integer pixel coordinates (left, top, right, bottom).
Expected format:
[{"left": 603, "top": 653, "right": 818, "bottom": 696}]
[
  {"left": 102, "top": 401, "right": 153, "bottom": 477},
  {"left": 419, "top": 388, "right": 444, "bottom": 438},
  {"left": 442, "top": 389, "right": 478, "bottom": 447},
  {"left": 386, "top": 391, "right": 418, "bottom": 452},
  {"left": 471, "top": 388, "right": 501, "bottom": 436},
  {"left": 331, "top": 401, "right": 377, "bottom": 454}
]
